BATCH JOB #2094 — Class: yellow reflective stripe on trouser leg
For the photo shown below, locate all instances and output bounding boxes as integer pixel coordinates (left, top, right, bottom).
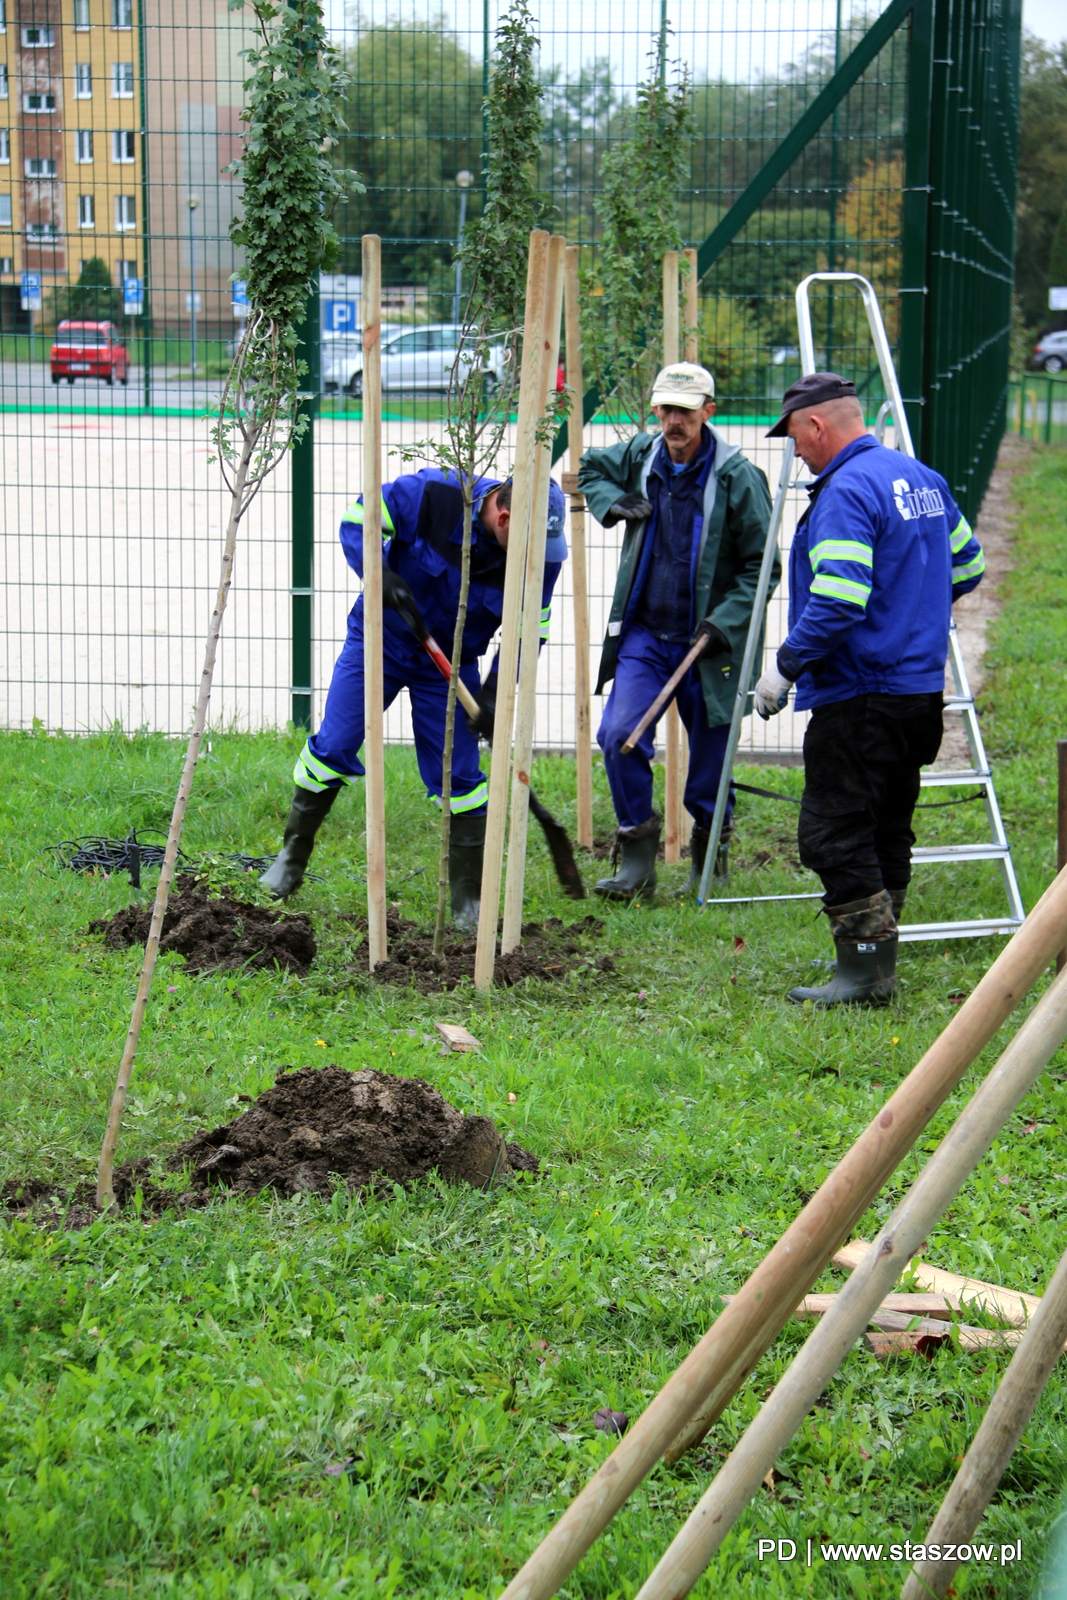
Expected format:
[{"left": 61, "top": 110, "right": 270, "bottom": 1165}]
[
  {"left": 294, "top": 742, "right": 359, "bottom": 792},
  {"left": 429, "top": 781, "right": 489, "bottom": 814},
  {"left": 540, "top": 603, "right": 551, "bottom": 641}
]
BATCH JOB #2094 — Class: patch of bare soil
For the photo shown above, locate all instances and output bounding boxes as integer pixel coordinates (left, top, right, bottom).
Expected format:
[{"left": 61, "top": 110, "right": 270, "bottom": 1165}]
[
  {"left": 936, "top": 434, "right": 1028, "bottom": 767},
  {"left": 89, "top": 876, "right": 316, "bottom": 976},
  {"left": 357, "top": 914, "right": 613, "bottom": 994},
  {"left": 3, "top": 1066, "right": 539, "bottom": 1226}
]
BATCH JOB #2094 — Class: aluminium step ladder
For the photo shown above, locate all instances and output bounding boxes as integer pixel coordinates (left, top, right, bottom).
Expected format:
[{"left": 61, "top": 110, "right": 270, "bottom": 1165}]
[{"left": 696, "top": 271, "right": 1024, "bottom": 941}]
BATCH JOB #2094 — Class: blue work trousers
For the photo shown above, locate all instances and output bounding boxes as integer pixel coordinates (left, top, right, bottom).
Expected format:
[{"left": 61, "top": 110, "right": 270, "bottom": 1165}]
[
  {"left": 597, "top": 626, "right": 734, "bottom": 832},
  {"left": 298, "top": 607, "right": 488, "bottom": 812}
]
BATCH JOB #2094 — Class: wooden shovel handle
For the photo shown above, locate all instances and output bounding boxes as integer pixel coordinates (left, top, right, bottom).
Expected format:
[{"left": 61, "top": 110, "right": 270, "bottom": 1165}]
[{"left": 621, "top": 635, "right": 707, "bottom": 753}]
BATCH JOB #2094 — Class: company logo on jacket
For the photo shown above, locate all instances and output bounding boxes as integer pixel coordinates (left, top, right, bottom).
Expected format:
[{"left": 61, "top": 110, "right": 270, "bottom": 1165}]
[{"left": 892, "top": 477, "right": 947, "bottom": 521}]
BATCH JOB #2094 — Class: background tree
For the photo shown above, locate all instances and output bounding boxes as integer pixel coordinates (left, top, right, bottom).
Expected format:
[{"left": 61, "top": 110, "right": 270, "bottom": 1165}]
[
  {"left": 581, "top": 34, "right": 690, "bottom": 432},
  {"left": 51, "top": 258, "right": 120, "bottom": 331},
  {"left": 1015, "top": 35, "right": 1067, "bottom": 328}
]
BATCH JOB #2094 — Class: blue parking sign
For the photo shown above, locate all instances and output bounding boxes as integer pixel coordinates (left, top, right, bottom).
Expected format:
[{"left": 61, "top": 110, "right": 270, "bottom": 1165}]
[
  {"left": 232, "top": 279, "right": 248, "bottom": 316},
  {"left": 20, "top": 272, "right": 42, "bottom": 311},
  {"left": 324, "top": 299, "right": 358, "bottom": 332},
  {"left": 123, "top": 276, "right": 143, "bottom": 314}
]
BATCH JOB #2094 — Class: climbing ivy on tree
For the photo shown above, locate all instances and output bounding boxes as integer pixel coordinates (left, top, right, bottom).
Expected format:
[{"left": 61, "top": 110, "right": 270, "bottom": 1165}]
[{"left": 582, "top": 34, "right": 690, "bottom": 434}]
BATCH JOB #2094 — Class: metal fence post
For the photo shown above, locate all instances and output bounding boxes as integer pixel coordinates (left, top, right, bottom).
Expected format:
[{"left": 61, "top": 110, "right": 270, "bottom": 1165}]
[
  {"left": 899, "top": 0, "right": 933, "bottom": 453},
  {"left": 137, "top": 0, "right": 152, "bottom": 412},
  {"left": 290, "top": 281, "right": 319, "bottom": 730}
]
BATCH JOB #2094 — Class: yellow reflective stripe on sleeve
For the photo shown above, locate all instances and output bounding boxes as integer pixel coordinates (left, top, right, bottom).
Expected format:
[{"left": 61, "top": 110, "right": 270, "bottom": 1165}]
[
  {"left": 811, "top": 574, "right": 871, "bottom": 607},
  {"left": 539, "top": 604, "right": 551, "bottom": 640},
  {"left": 342, "top": 495, "right": 394, "bottom": 532},
  {"left": 949, "top": 516, "right": 974, "bottom": 554},
  {"left": 808, "top": 539, "right": 874, "bottom": 572},
  {"left": 952, "top": 550, "right": 986, "bottom": 583},
  {"left": 294, "top": 742, "right": 358, "bottom": 791},
  {"left": 429, "top": 782, "right": 489, "bottom": 814}
]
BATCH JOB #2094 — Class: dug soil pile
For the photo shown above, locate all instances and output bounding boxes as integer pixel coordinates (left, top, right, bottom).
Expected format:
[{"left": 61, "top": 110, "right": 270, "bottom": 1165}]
[
  {"left": 2, "top": 1066, "right": 537, "bottom": 1227},
  {"left": 357, "top": 913, "right": 613, "bottom": 994},
  {"left": 171, "top": 1064, "right": 537, "bottom": 1198},
  {"left": 89, "top": 876, "right": 316, "bottom": 975}
]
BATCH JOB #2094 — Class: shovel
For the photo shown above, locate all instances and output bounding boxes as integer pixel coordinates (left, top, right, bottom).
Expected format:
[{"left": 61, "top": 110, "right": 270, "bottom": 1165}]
[{"left": 395, "top": 602, "right": 586, "bottom": 900}]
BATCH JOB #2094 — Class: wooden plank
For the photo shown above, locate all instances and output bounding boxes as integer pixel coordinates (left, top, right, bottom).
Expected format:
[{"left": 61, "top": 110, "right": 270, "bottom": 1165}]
[
  {"left": 795, "top": 1292, "right": 962, "bottom": 1320},
  {"left": 833, "top": 1238, "right": 1041, "bottom": 1325},
  {"left": 865, "top": 1331, "right": 947, "bottom": 1358},
  {"left": 361, "top": 234, "right": 387, "bottom": 970},
  {"left": 435, "top": 1022, "right": 483, "bottom": 1053},
  {"left": 564, "top": 245, "right": 593, "bottom": 850}
]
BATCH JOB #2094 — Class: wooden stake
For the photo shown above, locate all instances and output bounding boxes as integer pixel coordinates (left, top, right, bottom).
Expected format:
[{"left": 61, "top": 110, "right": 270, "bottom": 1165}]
[
  {"left": 683, "top": 247, "right": 699, "bottom": 362},
  {"left": 661, "top": 250, "right": 683, "bottom": 863},
  {"left": 502, "top": 234, "right": 567, "bottom": 956},
  {"left": 494, "top": 864, "right": 1067, "bottom": 1600},
  {"left": 633, "top": 962, "right": 1067, "bottom": 1600},
  {"left": 901, "top": 1243, "right": 1067, "bottom": 1600},
  {"left": 564, "top": 245, "right": 593, "bottom": 850},
  {"left": 361, "top": 235, "right": 387, "bottom": 970},
  {"left": 1058, "top": 739, "right": 1067, "bottom": 971},
  {"left": 474, "top": 231, "right": 550, "bottom": 991}
]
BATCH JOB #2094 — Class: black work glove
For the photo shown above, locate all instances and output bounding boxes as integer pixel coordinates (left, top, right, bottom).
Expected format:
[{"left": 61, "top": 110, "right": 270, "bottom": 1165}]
[
  {"left": 691, "top": 619, "right": 730, "bottom": 660},
  {"left": 603, "top": 492, "right": 653, "bottom": 528},
  {"left": 380, "top": 565, "right": 426, "bottom": 640},
  {"left": 466, "top": 680, "right": 497, "bottom": 743}
]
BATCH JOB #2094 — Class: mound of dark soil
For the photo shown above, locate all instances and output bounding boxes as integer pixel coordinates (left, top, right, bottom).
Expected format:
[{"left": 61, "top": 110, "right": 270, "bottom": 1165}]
[
  {"left": 358, "top": 914, "right": 613, "bottom": 994},
  {"left": 171, "top": 1065, "right": 535, "bottom": 1197},
  {"left": 89, "top": 876, "right": 316, "bottom": 975},
  {"left": 2, "top": 1066, "right": 539, "bottom": 1227}
]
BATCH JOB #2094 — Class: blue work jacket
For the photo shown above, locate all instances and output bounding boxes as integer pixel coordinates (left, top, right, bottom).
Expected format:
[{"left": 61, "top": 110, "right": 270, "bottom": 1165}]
[
  {"left": 339, "top": 469, "right": 567, "bottom": 677},
  {"left": 778, "top": 436, "right": 986, "bottom": 710}
]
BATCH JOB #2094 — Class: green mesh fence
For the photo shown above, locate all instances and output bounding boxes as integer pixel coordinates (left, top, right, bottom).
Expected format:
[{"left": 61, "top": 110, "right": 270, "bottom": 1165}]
[{"left": 0, "top": 0, "right": 1022, "bottom": 749}]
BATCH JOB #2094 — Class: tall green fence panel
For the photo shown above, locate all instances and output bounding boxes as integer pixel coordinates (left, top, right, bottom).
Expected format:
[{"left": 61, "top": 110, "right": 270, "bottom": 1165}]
[{"left": 0, "top": 0, "right": 1022, "bottom": 752}]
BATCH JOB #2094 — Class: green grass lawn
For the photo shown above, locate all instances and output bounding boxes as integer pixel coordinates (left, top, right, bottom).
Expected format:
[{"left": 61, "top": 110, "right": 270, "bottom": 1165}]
[{"left": 2, "top": 445, "right": 1067, "bottom": 1598}]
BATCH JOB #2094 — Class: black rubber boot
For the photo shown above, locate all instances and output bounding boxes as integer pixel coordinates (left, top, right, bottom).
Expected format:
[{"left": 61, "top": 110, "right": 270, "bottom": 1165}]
[
  {"left": 681, "top": 819, "right": 732, "bottom": 895},
  {"left": 449, "top": 809, "right": 486, "bottom": 931},
  {"left": 788, "top": 889, "right": 898, "bottom": 1006},
  {"left": 260, "top": 786, "right": 339, "bottom": 898},
  {"left": 594, "top": 813, "right": 661, "bottom": 901}
]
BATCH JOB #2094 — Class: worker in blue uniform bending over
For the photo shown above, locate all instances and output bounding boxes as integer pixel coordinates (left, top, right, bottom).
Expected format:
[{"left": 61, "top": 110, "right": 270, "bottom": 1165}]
[
  {"left": 261, "top": 469, "right": 567, "bottom": 927},
  {"left": 578, "top": 362, "right": 775, "bottom": 898},
  {"left": 756, "top": 372, "right": 985, "bottom": 1005}
]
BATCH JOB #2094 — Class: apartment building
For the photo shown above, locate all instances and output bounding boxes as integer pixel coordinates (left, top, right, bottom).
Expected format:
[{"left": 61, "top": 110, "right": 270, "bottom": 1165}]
[{"left": 0, "top": 0, "right": 247, "bottom": 335}]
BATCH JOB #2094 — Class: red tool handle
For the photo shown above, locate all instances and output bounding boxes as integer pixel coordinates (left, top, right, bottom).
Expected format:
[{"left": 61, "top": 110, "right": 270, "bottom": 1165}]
[{"left": 420, "top": 633, "right": 480, "bottom": 720}]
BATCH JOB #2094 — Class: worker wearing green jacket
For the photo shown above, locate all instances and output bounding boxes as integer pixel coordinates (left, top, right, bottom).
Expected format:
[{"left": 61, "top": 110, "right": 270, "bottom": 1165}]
[{"left": 578, "top": 363, "right": 776, "bottom": 898}]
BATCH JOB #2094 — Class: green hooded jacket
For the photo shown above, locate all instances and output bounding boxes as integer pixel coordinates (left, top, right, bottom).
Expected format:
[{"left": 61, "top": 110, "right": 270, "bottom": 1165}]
[{"left": 578, "top": 425, "right": 777, "bottom": 727}]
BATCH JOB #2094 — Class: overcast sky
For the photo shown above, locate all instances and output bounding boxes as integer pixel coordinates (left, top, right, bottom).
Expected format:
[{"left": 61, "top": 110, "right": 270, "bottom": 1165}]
[{"left": 326, "top": 0, "right": 1065, "bottom": 81}]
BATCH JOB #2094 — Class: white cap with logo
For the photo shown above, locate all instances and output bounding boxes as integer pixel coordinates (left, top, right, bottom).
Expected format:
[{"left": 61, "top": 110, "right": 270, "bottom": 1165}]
[{"left": 650, "top": 361, "right": 716, "bottom": 408}]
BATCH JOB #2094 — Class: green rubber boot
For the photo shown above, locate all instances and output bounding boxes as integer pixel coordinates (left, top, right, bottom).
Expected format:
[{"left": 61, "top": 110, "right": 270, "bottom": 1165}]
[
  {"left": 449, "top": 809, "right": 486, "bottom": 931},
  {"left": 260, "top": 786, "right": 339, "bottom": 898},
  {"left": 788, "top": 889, "right": 898, "bottom": 1006},
  {"left": 594, "top": 813, "right": 660, "bottom": 901}
]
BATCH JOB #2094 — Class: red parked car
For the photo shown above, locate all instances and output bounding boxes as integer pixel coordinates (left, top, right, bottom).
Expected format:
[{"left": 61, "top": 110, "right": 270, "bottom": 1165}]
[{"left": 50, "top": 321, "right": 129, "bottom": 386}]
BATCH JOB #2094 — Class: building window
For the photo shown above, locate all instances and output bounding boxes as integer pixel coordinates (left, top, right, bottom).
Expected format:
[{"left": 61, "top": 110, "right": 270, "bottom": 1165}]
[
  {"left": 75, "top": 130, "right": 93, "bottom": 162},
  {"left": 116, "top": 256, "right": 136, "bottom": 281},
  {"left": 23, "top": 93, "right": 57, "bottom": 113},
  {"left": 0, "top": 1, "right": 5, "bottom": 32},
  {"left": 21, "top": 25, "right": 54, "bottom": 46},
  {"left": 0, "top": 130, "right": 8, "bottom": 163},
  {"left": 27, "top": 220, "right": 58, "bottom": 238},
  {"left": 110, "top": 62, "right": 133, "bottom": 97},
  {"left": 74, "top": 64, "right": 92, "bottom": 98},
  {"left": 115, "top": 193, "right": 135, "bottom": 230},
  {"left": 111, "top": 129, "right": 135, "bottom": 163},
  {"left": 25, "top": 157, "right": 57, "bottom": 177},
  {"left": 73, "top": 0, "right": 90, "bottom": 28},
  {"left": 0, "top": 66, "right": 10, "bottom": 99},
  {"left": 0, "top": 194, "right": 11, "bottom": 227},
  {"left": 0, "top": 258, "right": 12, "bottom": 273},
  {"left": 78, "top": 193, "right": 95, "bottom": 227},
  {"left": 112, "top": 0, "right": 132, "bottom": 25}
]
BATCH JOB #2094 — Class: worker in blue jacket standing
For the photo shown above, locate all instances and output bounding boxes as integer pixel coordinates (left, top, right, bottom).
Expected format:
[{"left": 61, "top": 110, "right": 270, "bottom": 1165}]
[
  {"left": 756, "top": 373, "right": 985, "bottom": 1005},
  {"left": 261, "top": 469, "right": 567, "bottom": 927},
  {"left": 579, "top": 362, "right": 775, "bottom": 898}
]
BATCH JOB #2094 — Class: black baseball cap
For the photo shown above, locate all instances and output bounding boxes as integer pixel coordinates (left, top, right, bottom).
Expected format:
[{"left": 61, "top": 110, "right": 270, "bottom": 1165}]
[{"left": 766, "top": 372, "right": 858, "bottom": 437}]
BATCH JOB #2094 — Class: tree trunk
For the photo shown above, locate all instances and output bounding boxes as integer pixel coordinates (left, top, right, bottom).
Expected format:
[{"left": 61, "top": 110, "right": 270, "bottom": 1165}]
[{"left": 95, "top": 439, "right": 254, "bottom": 1210}]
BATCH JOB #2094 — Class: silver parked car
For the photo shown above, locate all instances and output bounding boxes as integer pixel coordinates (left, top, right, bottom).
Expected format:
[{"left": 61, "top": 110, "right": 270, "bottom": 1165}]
[
  {"left": 1031, "top": 330, "right": 1067, "bottom": 373},
  {"left": 322, "top": 323, "right": 509, "bottom": 397}
]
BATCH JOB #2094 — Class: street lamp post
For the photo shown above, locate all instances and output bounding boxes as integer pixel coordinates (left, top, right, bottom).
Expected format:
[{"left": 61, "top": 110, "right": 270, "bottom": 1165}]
[
  {"left": 451, "top": 169, "right": 473, "bottom": 323},
  {"left": 187, "top": 194, "right": 200, "bottom": 379}
]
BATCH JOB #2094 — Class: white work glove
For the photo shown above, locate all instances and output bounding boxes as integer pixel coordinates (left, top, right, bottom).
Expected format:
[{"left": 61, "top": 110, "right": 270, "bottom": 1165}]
[{"left": 754, "top": 666, "right": 793, "bottom": 720}]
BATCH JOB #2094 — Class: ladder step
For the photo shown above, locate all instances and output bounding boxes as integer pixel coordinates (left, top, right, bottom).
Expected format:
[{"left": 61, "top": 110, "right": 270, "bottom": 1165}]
[
  {"left": 943, "top": 695, "right": 973, "bottom": 709},
  {"left": 921, "top": 768, "right": 990, "bottom": 786},
  {"left": 913, "top": 843, "right": 1009, "bottom": 863},
  {"left": 899, "top": 917, "right": 1023, "bottom": 943}
]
